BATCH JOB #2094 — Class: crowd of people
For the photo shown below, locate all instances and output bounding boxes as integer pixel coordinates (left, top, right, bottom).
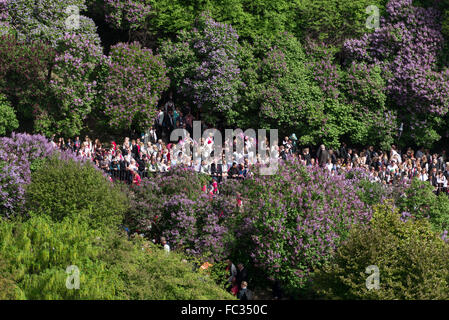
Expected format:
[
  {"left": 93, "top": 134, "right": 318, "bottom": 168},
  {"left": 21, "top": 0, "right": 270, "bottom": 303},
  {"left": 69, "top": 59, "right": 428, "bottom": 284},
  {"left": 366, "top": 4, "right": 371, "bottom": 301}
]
[
  {"left": 48, "top": 93, "right": 449, "bottom": 197},
  {"left": 50, "top": 129, "right": 449, "bottom": 197}
]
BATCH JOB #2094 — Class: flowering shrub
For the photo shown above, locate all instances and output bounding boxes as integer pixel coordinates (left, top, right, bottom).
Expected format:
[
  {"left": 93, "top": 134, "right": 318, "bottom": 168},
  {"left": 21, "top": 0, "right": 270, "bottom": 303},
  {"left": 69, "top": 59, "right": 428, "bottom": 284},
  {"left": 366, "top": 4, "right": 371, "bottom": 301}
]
[
  {"left": 46, "top": 33, "right": 105, "bottom": 136},
  {"left": 103, "top": 42, "right": 169, "bottom": 131},
  {"left": 1, "top": 0, "right": 105, "bottom": 136},
  {"left": 4, "top": 0, "right": 98, "bottom": 47},
  {"left": 0, "top": 133, "right": 99, "bottom": 218},
  {"left": 0, "top": 35, "right": 56, "bottom": 131},
  {"left": 104, "top": 0, "right": 152, "bottom": 31},
  {"left": 241, "top": 33, "right": 359, "bottom": 148},
  {"left": 344, "top": 0, "right": 449, "bottom": 147},
  {"left": 160, "top": 14, "right": 243, "bottom": 123},
  {"left": 222, "top": 159, "right": 372, "bottom": 292},
  {"left": 0, "top": 133, "right": 56, "bottom": 218},
  {"left": 0, "top": 0, "right": 9, "bottom": 35},
  {"left": 126, "top": 167, "right": 236, "bottom": 261},
  {"left": 305, "top": 42, "right": 342, "bottom": 100}
]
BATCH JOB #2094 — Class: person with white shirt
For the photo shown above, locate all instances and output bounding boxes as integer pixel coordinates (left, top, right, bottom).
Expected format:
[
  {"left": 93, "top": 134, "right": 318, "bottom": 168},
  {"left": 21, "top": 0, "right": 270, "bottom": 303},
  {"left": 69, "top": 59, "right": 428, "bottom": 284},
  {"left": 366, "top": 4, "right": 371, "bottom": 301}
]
[
  {"left": 437, "top": 171, "right": 447, "bottom": 194},
  {"left": 200, "top": 160, "right": 210, "bottom": 174},
  {"left": 390, "top": 146, "right": 402, "bottom": 164},
  {"left": 190, "top": 159, "right": 199, "bottom": 173},
  {"left": 160, "top": 237, "right": 170, "bottom": 253},
  {"left": 325, "top": 158, "right": 333, "bottom": 173},
  {"left": 387, "top": 160, "right": 398, "bottom": 173},
  {"left": 418, "top": 169, "right": 428, "bottom": 182}
]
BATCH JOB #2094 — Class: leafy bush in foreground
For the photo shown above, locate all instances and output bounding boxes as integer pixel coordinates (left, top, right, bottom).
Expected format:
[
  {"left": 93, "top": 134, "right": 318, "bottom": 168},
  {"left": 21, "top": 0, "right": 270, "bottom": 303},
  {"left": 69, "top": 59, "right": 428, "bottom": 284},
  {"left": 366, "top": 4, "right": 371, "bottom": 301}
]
[
  {"left": 26, "top": 155, "right": 128, "bottom": 229},
  {"left": 313, "top": 202, "right": 449, "bottom": 299},
  {"left": 0, "top": 212, "right": 233, "bottom": 300}
]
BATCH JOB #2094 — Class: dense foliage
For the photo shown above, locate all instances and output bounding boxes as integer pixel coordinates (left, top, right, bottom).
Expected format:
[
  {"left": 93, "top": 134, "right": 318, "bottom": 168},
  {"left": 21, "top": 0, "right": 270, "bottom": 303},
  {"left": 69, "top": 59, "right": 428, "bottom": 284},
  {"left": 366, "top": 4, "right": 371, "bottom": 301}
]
[
  {"left": 103, "top": 42, "right": 169, "bottom": 131},
  {"left": 396, "top": 178, "right": 449, "bottom": 232},
  {"left": 26, "top": 155, "right": 128, "bottom": 229},
  {"left": 0, "top": 133, "right": 56, "bottom": 218},
  {"left": 344, "top": 0, "right": 449, "bottom": 147},
  {"left": 160, "top": 14, "right": 243, "bottom": 124},
  {"left": 0, "top": 94, "right": 18, "bottom": 135},
  {"left": 1, "top": 0, "right": 449, "bottom": 147},
  {"left": 0, "top": 213, "right": 233, "bottom": 299},
  {"left": 126, "top": 167, "right": 236, "bottom": 262},
  {"left": 0, "top": 36, "right": 56, "bottom": 132},
  {"left": 314, "top": 202, "right": 449, "bottom": 299},
  {"left": 1, "top": 0, "right": 449, "bottom": 300},
  {"left": 221, "top": 160, "right": 372, "bottom": 293}
]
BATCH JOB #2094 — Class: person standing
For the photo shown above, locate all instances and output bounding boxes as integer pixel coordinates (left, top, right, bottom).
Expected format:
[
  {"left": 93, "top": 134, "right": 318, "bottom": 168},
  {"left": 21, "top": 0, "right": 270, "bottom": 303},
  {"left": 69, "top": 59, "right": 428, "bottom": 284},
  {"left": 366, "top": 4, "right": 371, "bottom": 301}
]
[
  {"left": 317, "top": 144, "right": 330, "bottom": 167},
  {"left": 302, "top": 148, "right": 311, "bottom": 166},
  {"left": 225, "top": 259, "right": 237, "bottom": 287},
  {"left": 236, "top": 263, "right": 248, "bottom": 289},
  {"left": 74, "top": 136, "right": 81, "bottom": 153},
  {"left": 237, "top": 281, "right": 253, "bottom": 300},
  {"left": 160, "top": 237, "right": 170, "bottom": 253}
]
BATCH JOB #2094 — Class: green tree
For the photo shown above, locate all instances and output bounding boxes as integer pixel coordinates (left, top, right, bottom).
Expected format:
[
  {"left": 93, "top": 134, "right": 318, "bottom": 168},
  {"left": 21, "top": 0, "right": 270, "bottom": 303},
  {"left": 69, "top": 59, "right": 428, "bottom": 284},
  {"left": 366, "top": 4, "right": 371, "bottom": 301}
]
[
  {"left": 103, "top": 41, "right": 169, "bottom": 131},
  {"left": 0, "top": 94, "right": 18, "bottom": 135},
  {"left": 297, "top": 0, "right": 387, "bottom": 46},
  {"left": 25, "top": 155, "right": 128, "bottom": 229},
  {"left": 314, "top": 202, "right": 449, "bottom": 299}
]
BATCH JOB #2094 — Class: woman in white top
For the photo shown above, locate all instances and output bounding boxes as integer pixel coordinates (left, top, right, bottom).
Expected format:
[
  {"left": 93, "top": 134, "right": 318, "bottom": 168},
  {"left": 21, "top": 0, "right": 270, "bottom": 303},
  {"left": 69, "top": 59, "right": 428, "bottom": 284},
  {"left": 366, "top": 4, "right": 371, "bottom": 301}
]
[
  {"left": 200, "top": 160, "right": 210, "bottom": 174},
  {"left": 325, "top": 158, "right": 333, "bottom": 173},
  {"left": 372, "top": 171, "right": 380, "bottom": 183},
  {"left": 437, "top": 172, "right": 447, "bottom": 193},
  {"left": 128, "top": 159, "right": 138, "bottom": 172},
  {"left": 147, "top": 158, "right": 157, "bottom": 172},
  {"left": 418, "top": 169, "right": 428, "bottom": 182},
  {"left": 159, "top": 159, "right": 169, "bottom": 172}
]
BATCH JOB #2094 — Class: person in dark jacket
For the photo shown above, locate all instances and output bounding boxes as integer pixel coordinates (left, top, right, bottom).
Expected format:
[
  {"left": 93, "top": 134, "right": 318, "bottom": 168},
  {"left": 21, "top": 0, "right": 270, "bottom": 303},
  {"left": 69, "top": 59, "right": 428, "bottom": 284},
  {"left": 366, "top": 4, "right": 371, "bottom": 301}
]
[
  {"left": 228, "top": 162, "right": 239, "bottom": 179},
  {"left": 237, "top": 281, "right": 253, "bottom": 300},
  {"left": 272, "top": 279, "right": 283, "bottom": 300},
  {"left": 302, "top": 148, "right": 311, "bottom": 166},
  {"left": 317, "top": 144, "right": 330, "bottom": 167},
  {"left": 235, "top": 263, "right": 248, "bottom": 289}
]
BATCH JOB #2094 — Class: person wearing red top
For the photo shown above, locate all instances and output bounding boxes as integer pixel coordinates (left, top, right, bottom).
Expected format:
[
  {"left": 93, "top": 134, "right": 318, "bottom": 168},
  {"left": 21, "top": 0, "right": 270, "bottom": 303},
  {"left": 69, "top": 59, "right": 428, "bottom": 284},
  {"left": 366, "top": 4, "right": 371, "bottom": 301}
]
[
  {"left": 132, "top": 170, "right": 141, "bottom": 186},
  {"left": 236, "top": 192, "right": 243, "bottom": 212},
  {"left": 212, "top": 180, "right": 219, "bottom": 194}
]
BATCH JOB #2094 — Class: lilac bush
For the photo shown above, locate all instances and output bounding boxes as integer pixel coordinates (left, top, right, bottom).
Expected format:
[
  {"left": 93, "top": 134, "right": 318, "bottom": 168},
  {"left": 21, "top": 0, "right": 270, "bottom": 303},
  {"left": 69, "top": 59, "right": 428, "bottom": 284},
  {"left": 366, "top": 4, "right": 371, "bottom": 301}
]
[
  {"left": 159, "top": 14, "right": 243, "bottom": 123},
  {"left": 4, "top": 0, "right": 99, "bottom": 47},
  {"left": 0, "top": 35, "right": 56, "bottom": 132},
  {"left": 104, "top": 0, "right": 152, "bottom": 31},
  {"left": 0, "top": 133, "right": 90, "bottom": 218},
  {"left": 1, "top": 0, "right": 105, "bottom": 136},
  {"left": 47, "top": 33, "right": 105, "bottom": 136},
  {"left": 343, "top": 0, "right": 449, "bottom": 146},
  {"left": 0, "top": 0, "right": 8, "bottom": 34},
  {"left": 220, "top": 159, "right": 372, "bottom": 291},
  {"left": 305, "top": 42, "right": 341, "bottom": 100},
  {"left": 0, "top": 133, "right": 55, "bottom": 217},
  {"left": 126, "top": 167, "right": 237, "bottom": 262},
  {"left": 103, "top": 42, "right": 169, "bottom": 131}
]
